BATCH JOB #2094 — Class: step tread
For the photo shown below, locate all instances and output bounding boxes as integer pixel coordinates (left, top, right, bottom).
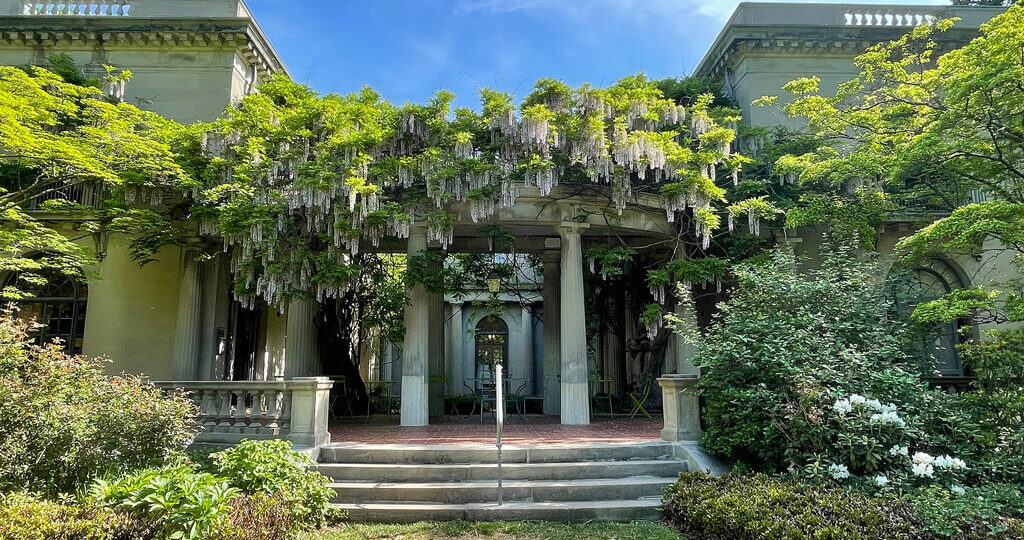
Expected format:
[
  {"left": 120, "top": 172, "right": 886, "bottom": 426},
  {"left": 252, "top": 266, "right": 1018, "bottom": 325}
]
[
  {"left": 329, "top": 477, "right": 677, "bottom": 489},
  {"left": 317, "top": 459, "right": 685, "bottom": 473},
  {"left": 332, "top": 498, "right": 661, "bottom": 511}
]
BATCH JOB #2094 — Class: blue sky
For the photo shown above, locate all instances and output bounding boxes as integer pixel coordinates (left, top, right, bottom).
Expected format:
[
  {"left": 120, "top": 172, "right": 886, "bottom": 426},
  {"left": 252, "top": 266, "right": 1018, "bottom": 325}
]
[{"left": 246, "top": 0, "right": 948, "bottom": 108}]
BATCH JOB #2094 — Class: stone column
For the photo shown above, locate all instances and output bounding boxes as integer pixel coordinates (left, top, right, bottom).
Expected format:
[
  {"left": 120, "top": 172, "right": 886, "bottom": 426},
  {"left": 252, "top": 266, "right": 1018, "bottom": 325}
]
[
  {"left": 541, "top": 248, "right": 561, "bottom": 415},
  {"left": 520, "top": 304, "right": 535, "bottom": 395},
  {"left": 427, "top": 288, "right": 445, "bottom": 417},
  {"left": 658, "top": 374, "right": 702, "bottom": 441},
  {"left": 401, "top": 225, "right": 430, "bottom": 426},
  {"left": 172, "top": 246, "right": 202, "bottom": 380},
  {"left": 446, "top": 303, "right": 465, "bottom": 394},
  {"left": 671, "top": 287, "right": 700, "bottom": 375},
  {"left": 557, "top": 224, "right": 590, "bottom": 425},
  {"left": 284, "top": 298, "right": 316, "bottom": 378}
]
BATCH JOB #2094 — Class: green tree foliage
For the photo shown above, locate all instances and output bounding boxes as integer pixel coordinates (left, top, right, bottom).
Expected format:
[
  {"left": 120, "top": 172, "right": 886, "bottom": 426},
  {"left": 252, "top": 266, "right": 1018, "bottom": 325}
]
[
  {"left": 765, "top": 6, "right": 1024, "bottom": 323},
  {"left": 0, "top": 63, "right": 190, "bottom": 297}
]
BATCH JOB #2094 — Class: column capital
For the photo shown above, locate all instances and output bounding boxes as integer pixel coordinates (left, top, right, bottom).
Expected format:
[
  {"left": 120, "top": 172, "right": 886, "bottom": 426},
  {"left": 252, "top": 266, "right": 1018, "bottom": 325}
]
[{"left": 556, "top": 222, "right": 589, "bottom": 237}]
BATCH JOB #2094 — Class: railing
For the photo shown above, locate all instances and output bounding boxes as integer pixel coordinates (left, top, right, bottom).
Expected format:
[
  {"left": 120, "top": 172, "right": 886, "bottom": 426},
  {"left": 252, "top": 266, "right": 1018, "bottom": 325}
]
[
  {"left": 154, "top": 377, "right": 333, "bottom": 447},
  {"left": 24, "top": 183, "right": 105, "bottom": 211},
  {"left": 844, "top": 10, "right": 935, "bottom": 27},
  {"left": 20, "top": 1, "right": 131, "bottom": 16}
]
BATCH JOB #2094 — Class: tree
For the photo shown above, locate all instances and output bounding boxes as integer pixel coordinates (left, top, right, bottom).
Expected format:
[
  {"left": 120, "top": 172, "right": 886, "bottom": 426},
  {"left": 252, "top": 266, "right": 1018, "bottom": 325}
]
[
  {"left": 763, "top": 6, "right": 1024, "bottom": 325},
  {"left": 0, "top": 62, "right": 190, "bottom": 297}
]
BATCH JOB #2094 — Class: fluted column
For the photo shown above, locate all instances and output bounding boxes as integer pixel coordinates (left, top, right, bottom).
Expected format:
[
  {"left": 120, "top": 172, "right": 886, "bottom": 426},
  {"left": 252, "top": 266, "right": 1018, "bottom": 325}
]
[
  {"left": 401, "top": 225, "right": 430, "bottom": 426},
  {"left": 285, "top": 298, "right": 316, "bottom": 378},
  {"left": 670, "top": 251, "right": 699, "bottom": 376},
  {"left": 558, "top": 224, "right": 590, "bottom": 425},
  {"left": 541, "top": 249, "right": 561, "bottom": 415},
  {"left": 446, "top": 303, "right": 465, "bottom": 394},
  {"left": 172, "top": 246, "right": 202, "bottom": 380},
  {"left": 520, "top": 304, "right": 535, "bottom": 395}
]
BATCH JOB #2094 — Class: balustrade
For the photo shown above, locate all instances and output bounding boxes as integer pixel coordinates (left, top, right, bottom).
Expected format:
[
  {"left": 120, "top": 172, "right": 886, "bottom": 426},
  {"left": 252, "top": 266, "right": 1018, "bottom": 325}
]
[
  {"left": 154, "top": 377, "right": 332, "bottom": 447},
  {"left": 844, "top": 10, "right": 935, "bottom": 27},
  {"left": 20, "top": 1, "right": 131, "bottom": 16}
]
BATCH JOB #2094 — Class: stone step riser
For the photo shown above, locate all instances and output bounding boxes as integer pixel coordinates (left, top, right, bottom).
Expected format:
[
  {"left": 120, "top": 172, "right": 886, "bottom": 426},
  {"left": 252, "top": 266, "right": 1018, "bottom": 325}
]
[
  {"left": 329, "top": 479, "right": 673, "bottom": 504},
  {"left": 333, "top": 500, "right": 662, "bottom": 523},
  {"left": 316, "top": 460, "right": 685, "bottom": 482},
  {"left": 318, "top": 444, "right": 674, "bottom": 464}
]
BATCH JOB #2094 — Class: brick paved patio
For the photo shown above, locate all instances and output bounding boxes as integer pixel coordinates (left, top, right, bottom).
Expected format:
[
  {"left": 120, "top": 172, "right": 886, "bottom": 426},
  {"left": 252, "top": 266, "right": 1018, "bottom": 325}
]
[{"left": 328, "top": 415, "right": 663, "bottom": 444}]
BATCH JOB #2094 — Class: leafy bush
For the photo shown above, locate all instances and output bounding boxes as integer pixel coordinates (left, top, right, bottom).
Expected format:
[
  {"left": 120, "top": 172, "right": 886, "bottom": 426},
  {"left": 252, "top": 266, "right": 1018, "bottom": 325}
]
[
  {"left": 909, "top": 484, "right": 1024, "bottom": 539},
  {"left": 89, "top": 466, "right": 238, "bottom": 540},
  {"left": 694, "top": 246, "right": 928, "bottom": 470},
  {"left": 0, "top": 492, "right": 150, "bottom": 540},
  {"left": 663, "top": 472, "right": 930, "bottom": 540},
  {"left": 209, "top": 440, "right": 336, "bottom": 529},
  {"left": 0, "top": 315, "right": 198, "bottom": 494},
  {"left": 209, "top": 493, "right": 296, "bottom": 540}
]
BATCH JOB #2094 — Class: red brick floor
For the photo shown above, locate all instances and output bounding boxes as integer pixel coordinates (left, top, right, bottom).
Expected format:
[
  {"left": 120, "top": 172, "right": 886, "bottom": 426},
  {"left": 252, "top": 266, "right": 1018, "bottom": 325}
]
[{"left": 328, "top": 414, "right": 663, "bottom": 445}]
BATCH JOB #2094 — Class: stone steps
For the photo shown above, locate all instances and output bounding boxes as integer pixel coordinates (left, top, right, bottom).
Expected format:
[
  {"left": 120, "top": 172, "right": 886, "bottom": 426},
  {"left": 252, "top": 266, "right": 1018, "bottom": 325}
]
[
  {"left": 331, "top": 498, "right": 663, "bottom": 523},
  {"left": 317, "top": 459, "right": 683, "bottom": 482},
  {"left": 317, "top": 441, "right": 683, "bottom": 522}
]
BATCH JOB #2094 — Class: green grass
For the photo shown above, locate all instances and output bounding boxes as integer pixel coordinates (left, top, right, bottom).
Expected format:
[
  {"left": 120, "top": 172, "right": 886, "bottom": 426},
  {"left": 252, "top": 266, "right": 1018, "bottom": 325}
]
[{"left": 301, "top": 521, "right": 682, "bottom": 540}]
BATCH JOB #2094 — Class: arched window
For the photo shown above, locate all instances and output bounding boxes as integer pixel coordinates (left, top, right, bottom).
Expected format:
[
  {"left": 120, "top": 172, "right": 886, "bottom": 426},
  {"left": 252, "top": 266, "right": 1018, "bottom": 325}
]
[
  {"left": 3, "top": 269, "right": 88, "bottom": 355},
  {"left": 474, "top": 315, "right": 508, "bottom": 382},
  {"left": 894, "top": 260, "right": 966, "bottom": 376}
]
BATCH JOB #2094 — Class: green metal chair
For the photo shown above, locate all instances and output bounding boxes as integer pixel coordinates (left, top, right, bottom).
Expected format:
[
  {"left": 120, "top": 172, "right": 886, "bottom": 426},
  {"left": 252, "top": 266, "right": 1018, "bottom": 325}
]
[
  {"left": 590, "top": 377, "right": 614, "bottom": 417},
  {"left": 628, "top": 379, "right": 653, "bottom": 419}
]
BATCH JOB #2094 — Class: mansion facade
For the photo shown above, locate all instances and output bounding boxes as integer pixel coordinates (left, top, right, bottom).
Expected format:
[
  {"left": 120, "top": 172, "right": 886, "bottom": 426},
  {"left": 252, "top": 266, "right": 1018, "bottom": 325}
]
[{"left": 1, "top": 1, "right": 1012, "bottom": 430}]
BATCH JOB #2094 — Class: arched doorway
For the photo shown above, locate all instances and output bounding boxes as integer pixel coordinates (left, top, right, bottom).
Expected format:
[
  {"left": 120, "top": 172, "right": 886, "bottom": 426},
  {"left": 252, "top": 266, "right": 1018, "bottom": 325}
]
[
  {"left": 894, "top": 260, "right": 967, "bottom": 376},
  {"left": 3, "top": 269, "right": 88, "bottom": 355},
  {"left": 474, "top": 315, "right": 508, "bottom": 384}
]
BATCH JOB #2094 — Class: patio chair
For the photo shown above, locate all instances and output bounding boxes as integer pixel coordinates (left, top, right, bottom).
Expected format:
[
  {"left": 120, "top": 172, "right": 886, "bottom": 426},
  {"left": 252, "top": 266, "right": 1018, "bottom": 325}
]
[
  {"left": 628, "top": 378, "right": 653, "bottom": 419},
  {"left": 461, "top": 381, "right": 483, "bottom": 418},
  {"left": 590, "top": 377, "right": 614, "bottom": 417},
  {"left": 327, "top": 375, "right": 355, "bottom": 420},
  {"left": 504, "top": 380, "right": 528, "bottom": 418}
]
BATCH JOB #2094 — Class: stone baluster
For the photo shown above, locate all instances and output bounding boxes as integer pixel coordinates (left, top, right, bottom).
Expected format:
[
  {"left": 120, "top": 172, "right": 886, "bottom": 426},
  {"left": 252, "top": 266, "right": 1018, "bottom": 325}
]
[
  {"left": 231, "top": 389, "right": 248, "bottom": 432},
  {"left": 248, "top": 390, "right": 265, "bottom": 430},
  {"left": 216, "top": 389, "right": 232, "bottom": 432}
]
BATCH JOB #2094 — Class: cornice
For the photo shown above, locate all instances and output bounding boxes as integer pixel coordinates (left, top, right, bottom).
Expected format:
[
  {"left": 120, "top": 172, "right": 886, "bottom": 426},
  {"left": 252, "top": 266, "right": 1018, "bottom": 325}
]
[{"left": 0, "top": 16, "right": 286, "bottom": 80}]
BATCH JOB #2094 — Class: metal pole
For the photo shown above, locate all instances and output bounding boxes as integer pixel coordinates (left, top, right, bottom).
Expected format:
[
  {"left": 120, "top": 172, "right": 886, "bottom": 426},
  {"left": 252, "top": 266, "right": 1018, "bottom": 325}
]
[{"left": 495, "top": 363, "right": 504, "bottom": 505}]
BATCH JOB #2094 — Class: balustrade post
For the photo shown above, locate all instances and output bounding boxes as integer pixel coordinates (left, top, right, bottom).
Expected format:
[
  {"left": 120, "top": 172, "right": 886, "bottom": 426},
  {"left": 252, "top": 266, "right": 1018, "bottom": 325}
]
[{"left": 287, "top": 377, "right": 332, "bottom": 447}]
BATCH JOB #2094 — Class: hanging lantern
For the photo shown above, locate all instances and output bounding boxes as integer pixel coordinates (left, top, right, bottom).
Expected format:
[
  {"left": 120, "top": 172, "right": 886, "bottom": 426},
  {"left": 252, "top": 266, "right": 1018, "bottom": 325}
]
[{"left": 487, "top": 269, "right": 501, "bottom": 293}]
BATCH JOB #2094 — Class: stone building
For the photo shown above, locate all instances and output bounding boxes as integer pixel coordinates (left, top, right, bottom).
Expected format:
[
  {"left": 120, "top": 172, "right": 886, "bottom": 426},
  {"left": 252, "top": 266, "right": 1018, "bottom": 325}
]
[{"left": 1, "top": 1, "right": 1012, "bottom": 433}]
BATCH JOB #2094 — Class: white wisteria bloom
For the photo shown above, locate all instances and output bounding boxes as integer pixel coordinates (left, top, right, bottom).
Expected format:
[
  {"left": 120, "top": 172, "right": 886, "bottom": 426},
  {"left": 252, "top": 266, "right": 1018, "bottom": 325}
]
[
  {"left": 829, "top": 463, "right": 850, "bottom": 480},
  {"left": 833, "top": 398, "right": 853, "bottom": 415},
  {"left": 951, "top": 485, "right": 966, "bottom": 496},
  {"left": 874, "top": 474, "right": 889, "bottom": 487},
  {"left": 912, "top": 463, "right": 935, "bottom": 477},
  {"left": 912, "top": 452, "right": 935, "bottom": 465}
]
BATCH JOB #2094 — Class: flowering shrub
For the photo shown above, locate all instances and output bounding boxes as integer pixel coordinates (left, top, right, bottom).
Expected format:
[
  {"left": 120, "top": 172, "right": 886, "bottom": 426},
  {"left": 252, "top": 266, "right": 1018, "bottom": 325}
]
[{"left": 0, "top": 314, "right": 199, "bottom": 494}]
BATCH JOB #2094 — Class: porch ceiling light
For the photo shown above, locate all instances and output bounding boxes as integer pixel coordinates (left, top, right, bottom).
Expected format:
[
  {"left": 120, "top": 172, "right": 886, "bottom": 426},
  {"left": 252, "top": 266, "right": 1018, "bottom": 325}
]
[{"left": 486, "top": 270, "right": 501, "bottom": 293}]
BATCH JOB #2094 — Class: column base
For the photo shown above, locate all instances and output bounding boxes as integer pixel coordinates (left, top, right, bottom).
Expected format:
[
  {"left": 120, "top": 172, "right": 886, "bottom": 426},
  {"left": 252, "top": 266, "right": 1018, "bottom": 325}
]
[
  {"left": 560, "top": 381, "right": 590, "bottom": 425},
  {"left": 400, "top": 375, "right": 428, "bottom": 426}
]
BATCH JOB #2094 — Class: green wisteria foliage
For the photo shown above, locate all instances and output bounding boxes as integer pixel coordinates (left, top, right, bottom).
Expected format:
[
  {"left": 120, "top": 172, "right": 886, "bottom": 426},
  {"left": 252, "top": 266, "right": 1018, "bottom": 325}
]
[{"left": 190, "top": 74, "right": 772, "bottom": 309}]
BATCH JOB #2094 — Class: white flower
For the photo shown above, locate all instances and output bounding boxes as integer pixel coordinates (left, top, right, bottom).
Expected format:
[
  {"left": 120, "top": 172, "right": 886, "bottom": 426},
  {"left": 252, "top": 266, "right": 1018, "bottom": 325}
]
[
  {"left": 849, "top": 394, "right": 866, "bottom": 405},
  {"left": 871, "top": 411, "right": 906, "bottom": 427},
  {"left": 889, "top": 445, "right": 909, "bottom": 457},
  {"left": 912, "top": 452, "right": 935, "bottom": 465},
  {"left": 951, "top": 485, "right": 966, "bottom": 496},
  {"left": 881, "top": 403, "right": 899, "bottom": 414},
  {"left": 934, "top": 455, "right": 954, "bottom": 469},
  {"left": 829, "top": 463, "right": 850, "bottom": 480},
  {"left": 952, "top": 458, "right": 967, "bottom": 470},
  {"left": 874, "top": 474, "right": 889, "bottom": 486},
  {"left": 833, "top": 399, "right": 853, "bottom": 415},
  {"left": 912, "top": 462, "right": 935, "bottom": 477},
  {"left": 865, "top": 398, "right": 883, "bottom": 411}
]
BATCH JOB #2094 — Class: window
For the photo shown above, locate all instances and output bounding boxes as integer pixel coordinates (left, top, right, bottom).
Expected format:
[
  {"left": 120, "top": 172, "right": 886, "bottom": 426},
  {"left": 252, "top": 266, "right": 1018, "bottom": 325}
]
[
  {"left": 474, "top": 315, "right": 508, "bottom": 382},
  {"left": 894, "top": 260, "right": 967, "bottom": 376},
  {"left": 3, "top": 269, "right": 88, "bottom": 354}
]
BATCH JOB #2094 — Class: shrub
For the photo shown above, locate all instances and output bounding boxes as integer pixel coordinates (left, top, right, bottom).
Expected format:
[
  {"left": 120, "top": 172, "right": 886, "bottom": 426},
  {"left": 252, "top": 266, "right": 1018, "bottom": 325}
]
[
  {"left": 210, "top": 493, "right": 296, "bottom": 540},
  {"left": 693, "top": 246, "right": 928, "bottom": 470},
  {"left": 0, "top": 492, "right": 150, "bottom": 540},
  {"left": 89, "top": 466, "right": 238, "bottom": 540},
  {"left": 662, "top": 472, "right": 930, "bottom": 540},
  {"left": 209, "top": 439, "right": 337, "bottom": 529},
  {"left": 0, "top": 315, "right": 198, "bottom": 494},
  {"left": 909, "top": 484, "right": 1024, "bottom": 539}
]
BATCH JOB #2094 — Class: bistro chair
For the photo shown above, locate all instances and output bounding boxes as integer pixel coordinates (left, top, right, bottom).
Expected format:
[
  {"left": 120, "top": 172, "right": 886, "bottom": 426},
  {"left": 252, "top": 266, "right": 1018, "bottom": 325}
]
[
  {"left": 628, "top": 378, "right": 653, "bottom": 419},
  {"left": 590, "top": 377, "right": 614, "bottom": 417}
]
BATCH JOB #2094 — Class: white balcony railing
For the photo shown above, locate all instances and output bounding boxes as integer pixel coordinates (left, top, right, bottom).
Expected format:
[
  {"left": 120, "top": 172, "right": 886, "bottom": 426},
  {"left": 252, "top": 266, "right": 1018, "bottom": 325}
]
[
  {"left": 844, "top": 10, "right": 935, "bottom": 27},
  {"left": 153, "top": 377, "right": 333, "bottom": 447},
  {"left": 20, "top": 1, "right": 131, "bottom": 16}
]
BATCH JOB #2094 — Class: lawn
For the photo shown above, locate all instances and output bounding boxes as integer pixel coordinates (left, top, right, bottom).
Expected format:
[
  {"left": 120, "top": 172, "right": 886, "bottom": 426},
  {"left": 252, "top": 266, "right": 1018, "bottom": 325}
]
[{"left": 301, "top": 521, "right": 683, "bottom": 540}]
